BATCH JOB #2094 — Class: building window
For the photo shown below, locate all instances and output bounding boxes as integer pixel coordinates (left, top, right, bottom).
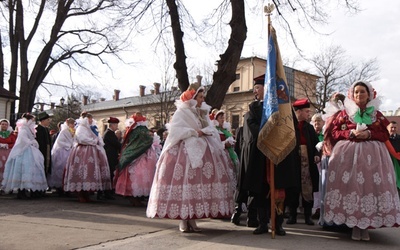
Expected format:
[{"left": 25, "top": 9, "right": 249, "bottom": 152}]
[
  {"left": 231, "top": 114, "right": 239, "bottom": 129},
  {"left": 235, "top": 74, "right": 240, "bottom": 80},
  {"left": 284, "top": 66, "right": 295, "bottom": 98},
  {"left": 233, "top": 87, "right": 240, "bottom": 92}
]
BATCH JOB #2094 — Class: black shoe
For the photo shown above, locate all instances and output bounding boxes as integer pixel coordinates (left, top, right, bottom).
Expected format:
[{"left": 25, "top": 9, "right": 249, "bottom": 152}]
[
  {"left": 253, "top": 226, "right": 269, "bottom": 235},
  {"left": 275, "top": 215, "right": 286, "bottom": 236},
  {"left": 104, "top": 190, "right": 115, "bottom": 200},
  {"left": 305, "top": 217, "right": 315, "bottom": 226},
  {"left": 231, "top": 212, "right": 241, "bottom": 225},
  {"left": 275, "top": 225, "right": 286, "bottom": 236},
  {"left": 17, "top": 189, "right": 26, "bottom": 199},
  {"left": 286, "top": 216, "right": 297, "bottom": 224},
  {"left": 247, "top": 219, "right": 259, "bottom": 228},
  {"left": 104, "top": 193, "right": 115, "bottom": 200},
  {"left": 311, "top": 209, "right": 320, "bottom": 220},
  {"left": 97, "top": 194, "right": 107, "bottom": 201}
]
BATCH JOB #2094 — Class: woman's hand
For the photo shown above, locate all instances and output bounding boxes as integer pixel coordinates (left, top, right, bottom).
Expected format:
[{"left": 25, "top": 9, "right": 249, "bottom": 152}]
[
  {"left": 197, "top": 130, "right": 204, "bottom": 137},
  {"left": 352, "top": 129, "right": 371, "bottom": 140}
]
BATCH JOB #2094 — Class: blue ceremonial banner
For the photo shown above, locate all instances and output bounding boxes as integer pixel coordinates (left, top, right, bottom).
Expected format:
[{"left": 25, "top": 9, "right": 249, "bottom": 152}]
[{"left": 257, "top": 24, "right": 296, "bottom": 165}]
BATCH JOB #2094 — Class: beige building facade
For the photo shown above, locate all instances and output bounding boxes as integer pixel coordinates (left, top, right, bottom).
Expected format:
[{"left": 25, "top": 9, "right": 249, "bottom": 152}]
[{"left": 81, "top": 56, "right": 318, "bottom": 134}]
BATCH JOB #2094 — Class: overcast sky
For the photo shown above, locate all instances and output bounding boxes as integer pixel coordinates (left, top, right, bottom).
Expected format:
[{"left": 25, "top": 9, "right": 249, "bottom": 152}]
[
  {"left": 238, "top": 0, "right": 400, "bottom": 112},
  {"left": 41, "top": 0, "right": 400, "bottom": 113}
]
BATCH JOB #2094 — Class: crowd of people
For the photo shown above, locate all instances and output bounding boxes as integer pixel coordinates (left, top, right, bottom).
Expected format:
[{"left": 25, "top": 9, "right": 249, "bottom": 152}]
[{"left": 0, "top": 79, "right": 399, "bottom": 241}]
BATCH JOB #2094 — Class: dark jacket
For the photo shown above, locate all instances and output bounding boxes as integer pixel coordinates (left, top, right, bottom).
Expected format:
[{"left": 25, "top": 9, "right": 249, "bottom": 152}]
[
  {"left": 103, "top": 129, "right": 121, "bottom": 172},
  {"left": 36, "top": 124, "right": 52, "bottom": 174},
  {"left": 274, "top": 110, "right": 301, "bottom": 189},
  {"left": 389, "top": 134, "right": 400, "bottom": 152},
  {"left": 242, "top": 101, "right": 268, "bottom": 195}
]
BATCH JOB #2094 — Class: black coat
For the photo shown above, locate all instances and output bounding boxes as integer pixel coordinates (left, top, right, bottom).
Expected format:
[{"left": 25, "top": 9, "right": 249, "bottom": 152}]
[
  {"left": 242, "top": 102, "right": 303, "bottom": 195},
  {"left": 103, "top": 129, "right": 121, "bottom": 172},
  {"left": 275, "top": 112, "right": 301, "bottom": 190},
  {"left": 242, "top": 101, "right": 268, "bottom": 195},
  {"left": 389, "top": 134, "right": 400, "bottom": 152},
  {"left": 36, "top": 124, "right": 52, "bottom": 174},
  {"left": 234, "top": 112, "right": 252, "bottom": 197}
]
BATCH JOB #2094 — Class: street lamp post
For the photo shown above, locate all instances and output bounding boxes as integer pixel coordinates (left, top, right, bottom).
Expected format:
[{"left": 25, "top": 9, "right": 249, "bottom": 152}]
[{"left": 59, "top": 97, "right": 69, "bottom": 117}]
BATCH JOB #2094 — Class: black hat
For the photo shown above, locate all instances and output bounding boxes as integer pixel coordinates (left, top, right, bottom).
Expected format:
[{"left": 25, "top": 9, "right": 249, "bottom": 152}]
[
  {"left": 37, "top": 111, "right": 50, "bottom": 121},
  {"left": 253, "top": 74, "right": 265, "bottom": 86}
]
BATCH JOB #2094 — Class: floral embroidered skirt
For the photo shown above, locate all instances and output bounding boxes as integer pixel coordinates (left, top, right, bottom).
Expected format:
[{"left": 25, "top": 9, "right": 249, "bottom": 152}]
[
  {"left": 324, "top": 140, "right": 400, "bottom": 229},
  {"left": 114, "top": 147, "right": 157, "bottom": 197},
  {"left": 146, "top": 139, "right": 236, "bottom": 219},
  {"left": 63, "top": 144, "right": 111, "bottom": 192}
]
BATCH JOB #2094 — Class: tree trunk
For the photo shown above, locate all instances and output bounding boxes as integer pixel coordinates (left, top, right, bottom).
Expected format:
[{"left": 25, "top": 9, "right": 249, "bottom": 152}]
[
  {"left": 205, "top": 0, "right": 247, "bottom": 109},
  {"left": 17, "top": 0, "right": 69, "bottom": 114},
  {"left": 0, "top": 32, "right": 4, "bottom": 88},
  {"left": 166, "top": 0, "right": 189, "bottom": 92},
  {"left": 7, "top": 0, "right": 19, "bottom": 125}
]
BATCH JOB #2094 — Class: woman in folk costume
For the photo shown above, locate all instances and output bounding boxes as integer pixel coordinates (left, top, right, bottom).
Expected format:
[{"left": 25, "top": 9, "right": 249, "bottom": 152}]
[
  {"left": 63, "top": 113, "right": 111, "bottom": 202},
  {"left": 214, "top": 110, "right": 239, "bottom": 170},
  {"left": 1, "top": 113, "right": 48, "bottom": 198},
  {"left": 47, "top": 118, "right": 75, "bottom": 192},
  {"left": 324, "top": 81, "right": 400, "bottom": 241},
  {"left": 0, "top": 119, "right": 17, "bottom": 189},
  {"left": 146, "top": 83, "right": 236, "bottom": 232},
  {"left": 114, "top": 112, "right": 159, "bottom": 206}
]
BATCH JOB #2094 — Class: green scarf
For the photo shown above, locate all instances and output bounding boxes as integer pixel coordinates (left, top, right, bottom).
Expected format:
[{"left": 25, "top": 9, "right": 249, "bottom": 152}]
[
  {"left": 0, "top": 130, "right": 11, "bottom": 138},
  {"left": 354, "top": 106, "right": 374, "bottom": 125},
  {"left": 317, "top": 132, "right": 324, "bottom": 142},
  {"left": 216, "top": 126, "right": 238, "bottom": 165},
  {"left": 118, "top": 126, "right": 153, "bottom": 170}
]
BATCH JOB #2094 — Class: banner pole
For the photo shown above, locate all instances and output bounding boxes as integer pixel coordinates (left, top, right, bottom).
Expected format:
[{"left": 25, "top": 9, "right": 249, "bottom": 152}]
[{"left": 264, "top": 3, "right": 275, "bottom": 239}]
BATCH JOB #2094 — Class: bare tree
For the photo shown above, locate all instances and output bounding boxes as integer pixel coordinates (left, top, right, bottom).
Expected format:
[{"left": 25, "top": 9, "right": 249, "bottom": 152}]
[
  {"left": 160, "top": 0, "right": 361, "bottom": 109},
  {"left": 0, "top": 0, "right": 130, "bottom": 125},
  {"left": 297, "top": 45, "right": 379, "bottom": 113},
  {"left": 0, "top": 0, "right": 365, "bottom": 128}
]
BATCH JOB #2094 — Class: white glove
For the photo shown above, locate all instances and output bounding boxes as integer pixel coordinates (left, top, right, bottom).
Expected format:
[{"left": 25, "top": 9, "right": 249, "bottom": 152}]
[
  {"left": 356, "top": 123, "right": 367, "bottom": 131},
  {"left": 315, "top": 141, "right": 323, "bottom": 152}
]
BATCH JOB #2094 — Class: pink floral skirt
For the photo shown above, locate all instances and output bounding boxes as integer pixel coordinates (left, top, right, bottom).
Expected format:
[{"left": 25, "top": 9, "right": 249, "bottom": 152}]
[
  {"left": 114, "top": 147, "right": 157, "bottom": 197},
  {"left": 63, "top": 144, "right": 111, "bottom": 192},
  {"left": 324, "top": 140, "right": 400, "bottom": 229},
  {"left": 146, "top": 139, "right": 236, "bottom": 220}
]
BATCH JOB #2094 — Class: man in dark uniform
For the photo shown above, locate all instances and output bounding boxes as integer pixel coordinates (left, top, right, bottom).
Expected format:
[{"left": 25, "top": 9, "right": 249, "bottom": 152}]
[
  {"left": 36, "top": 112, "right": 52, "bottom": 177},
  {"left": 242, "top": 76, "right": 271, "bottom": 234},
  {"left": 286, "top": 98, "right": 320, "bottom": 226},
  {"left": 243, "top": 74, "right": 300, "bottom": 236},
  {"left": 388, "top": 121, "right": 400, "bottom": 151},
  {"left": 231, "top": 112, "right": 258, "bottom": 228},
  {"left": 100, "top": 117, "right": 121, "bottom": 200}
]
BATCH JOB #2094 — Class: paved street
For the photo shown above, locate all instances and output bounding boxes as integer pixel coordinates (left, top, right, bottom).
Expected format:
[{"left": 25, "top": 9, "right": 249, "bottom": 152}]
[{"left": 0, "top": 192, "right": 399, "bottom": 250}]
